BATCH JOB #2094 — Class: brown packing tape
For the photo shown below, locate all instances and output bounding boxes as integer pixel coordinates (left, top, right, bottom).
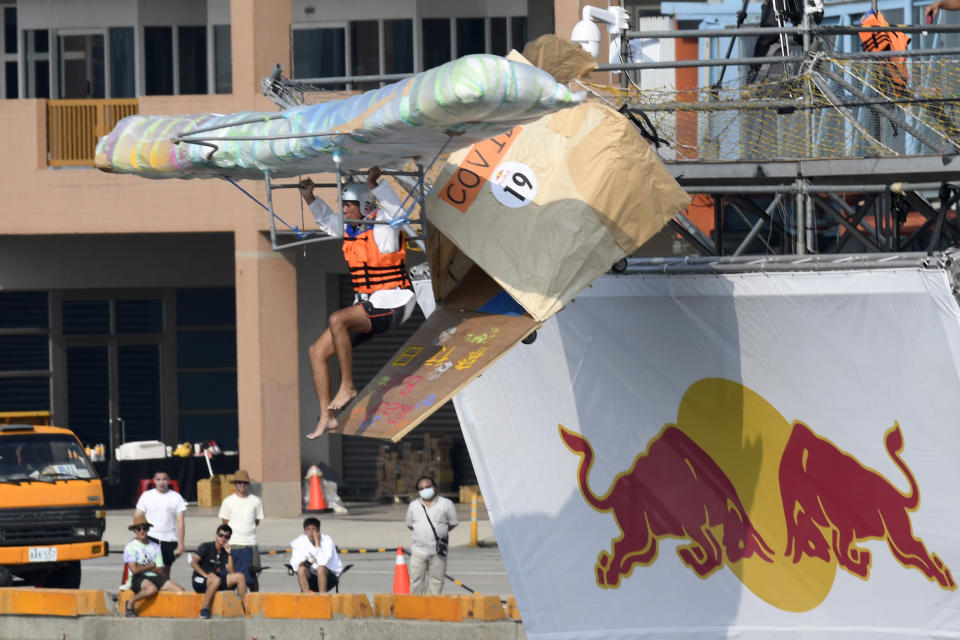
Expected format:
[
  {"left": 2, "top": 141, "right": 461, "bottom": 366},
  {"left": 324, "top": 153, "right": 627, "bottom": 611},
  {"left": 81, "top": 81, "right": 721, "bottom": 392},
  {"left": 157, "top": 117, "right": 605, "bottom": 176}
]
[{"left": 521, "top": 34, "right": 599, "bottom": 83}]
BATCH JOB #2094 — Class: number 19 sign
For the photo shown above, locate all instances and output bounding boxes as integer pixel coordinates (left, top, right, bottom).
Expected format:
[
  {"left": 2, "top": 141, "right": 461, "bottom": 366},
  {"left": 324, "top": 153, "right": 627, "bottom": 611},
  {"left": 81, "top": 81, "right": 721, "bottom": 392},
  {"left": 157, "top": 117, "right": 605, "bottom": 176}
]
[{"left": 491, "top": 161, "right": 537, "bottom": 209}]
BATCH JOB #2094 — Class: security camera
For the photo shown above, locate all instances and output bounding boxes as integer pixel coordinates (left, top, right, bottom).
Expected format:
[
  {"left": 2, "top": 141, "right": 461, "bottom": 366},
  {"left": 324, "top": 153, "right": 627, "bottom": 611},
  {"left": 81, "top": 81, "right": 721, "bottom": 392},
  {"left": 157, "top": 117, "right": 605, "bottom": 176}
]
[
  {"left": 571, "top": 19, "right": 602, "bottom": 58},
  {"left": 570, "top": 5, "right": 630, "bottom": 61}
]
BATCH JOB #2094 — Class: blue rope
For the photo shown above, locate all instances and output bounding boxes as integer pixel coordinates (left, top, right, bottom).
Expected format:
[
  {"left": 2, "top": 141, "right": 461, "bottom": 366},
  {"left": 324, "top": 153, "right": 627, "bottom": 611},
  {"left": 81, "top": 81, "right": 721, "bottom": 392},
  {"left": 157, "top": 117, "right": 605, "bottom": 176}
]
[{"left": 221, "top": 175, "right": 309, "bottom": 238}]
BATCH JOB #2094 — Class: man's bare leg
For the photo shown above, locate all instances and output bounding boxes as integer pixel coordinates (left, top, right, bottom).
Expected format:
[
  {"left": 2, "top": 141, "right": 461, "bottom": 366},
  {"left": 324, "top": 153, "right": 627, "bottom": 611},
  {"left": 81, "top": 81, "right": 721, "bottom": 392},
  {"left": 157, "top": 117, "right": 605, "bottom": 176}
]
[
  {"left": 306, "top": 305, "right": 371, "bottom": 438},
  {"left": 307, "top": 329, "right": 339, "bottom": 439},
  {"left": 296, "top": 564, "right": 312, "bottom": 592},
  {"left": 327, "top": 305, "right": 372, "bottom": 410}
]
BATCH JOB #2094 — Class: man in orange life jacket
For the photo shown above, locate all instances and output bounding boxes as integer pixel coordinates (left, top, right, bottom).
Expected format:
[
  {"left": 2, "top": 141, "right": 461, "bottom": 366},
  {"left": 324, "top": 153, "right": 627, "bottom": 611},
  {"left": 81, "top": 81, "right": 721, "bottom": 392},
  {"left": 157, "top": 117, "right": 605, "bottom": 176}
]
[{"left": 298, "top": 168, "right": 416, "bottom": 439}]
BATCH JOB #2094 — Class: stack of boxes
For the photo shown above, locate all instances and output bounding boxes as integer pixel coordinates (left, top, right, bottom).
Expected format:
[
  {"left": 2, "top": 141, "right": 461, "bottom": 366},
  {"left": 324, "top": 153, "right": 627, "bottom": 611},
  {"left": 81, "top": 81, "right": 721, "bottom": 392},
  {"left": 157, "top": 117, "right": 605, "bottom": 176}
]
[{"left": 376, "top": 434, "right": 454, "bottom": 499}]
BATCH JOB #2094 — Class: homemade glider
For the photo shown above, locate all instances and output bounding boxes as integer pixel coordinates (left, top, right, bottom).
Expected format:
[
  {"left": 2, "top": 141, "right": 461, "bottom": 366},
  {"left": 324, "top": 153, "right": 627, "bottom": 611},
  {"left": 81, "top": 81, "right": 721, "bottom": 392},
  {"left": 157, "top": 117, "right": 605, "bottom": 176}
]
[{"left": 94, "top": 50, "right": 690, "bottom": 442}]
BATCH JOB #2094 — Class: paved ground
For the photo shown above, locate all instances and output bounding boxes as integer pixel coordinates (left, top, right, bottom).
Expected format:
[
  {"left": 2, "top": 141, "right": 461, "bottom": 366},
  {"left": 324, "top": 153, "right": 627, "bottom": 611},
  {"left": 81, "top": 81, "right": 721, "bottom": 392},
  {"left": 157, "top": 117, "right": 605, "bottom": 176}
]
[{"left": 85, "top": 500, "right": 514, "bottom": 600}]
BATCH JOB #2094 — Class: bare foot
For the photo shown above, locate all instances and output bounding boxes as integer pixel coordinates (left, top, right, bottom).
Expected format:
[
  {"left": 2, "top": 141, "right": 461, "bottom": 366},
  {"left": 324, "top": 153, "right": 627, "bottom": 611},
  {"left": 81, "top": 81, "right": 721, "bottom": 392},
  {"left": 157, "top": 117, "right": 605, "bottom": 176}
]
[
  {"left": 327, "top": 387, "right": 358, "bottom": 411},
  {"left": 306, "top": 416, "right": 339, "bottom": 439}
]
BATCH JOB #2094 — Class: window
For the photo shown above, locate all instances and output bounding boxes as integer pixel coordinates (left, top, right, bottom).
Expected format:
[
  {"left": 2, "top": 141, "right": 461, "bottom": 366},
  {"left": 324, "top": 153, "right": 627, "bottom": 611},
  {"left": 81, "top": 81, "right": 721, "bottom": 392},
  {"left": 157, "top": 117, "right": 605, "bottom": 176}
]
[
  {"left": 511, "top": 16, "right": 528, "bottom": 53},
  {"left": 456, "top": 18, "right": 485, "bottom": 57},
  {"left": 422, "top": 18, "right": 452, "bottom": 69},
  {"left": 109, "top": 27, "right": 135, "bottom": 98},
  {"left": 214, "top": 24, "right": 232, "bottom": 94},
  {"left": 58, "top": 33, "right": 105, "bottom": 99},
  {"left": 0, "top": 291, "right": 51, "bottom": 413},
  {"left": 25, "top": 30, "right": 49, "bottom": 98},
  {"left": 178, "top": 26, "right": 207, "bottom": 94},
  {"left": 3, "top": 6, "right": 14, "bottom": 54},
  {"left": 175, "top": 288, "right": 238, "bottom": 450},
  {"left": 350, "top": 20, "right": 379, "bottom": 90},
  {"left": 293, "top": 26, "right": 346, "bottom": 88},
  {"left": 491, "top": 17, "right": 507, "bottom": 56},
  {"left": 2, "top": 6, "right": 15, "bottom": 98},
  {"left": 384, "top": 19, "right": 413, "bottom": 74},
  {"left": 145, "top": 26, "right": 173, "bottom": 95}
]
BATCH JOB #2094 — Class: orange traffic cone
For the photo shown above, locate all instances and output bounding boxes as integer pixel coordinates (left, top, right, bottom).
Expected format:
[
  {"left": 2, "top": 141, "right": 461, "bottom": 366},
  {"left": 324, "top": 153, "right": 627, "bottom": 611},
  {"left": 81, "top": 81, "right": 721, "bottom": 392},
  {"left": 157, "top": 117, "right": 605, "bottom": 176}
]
[
  {"left": 307, "top": 474, "right": 329, "bottom": 512},
  {"left": 393, "top": 547, "right": 411, "bottom": 594}
]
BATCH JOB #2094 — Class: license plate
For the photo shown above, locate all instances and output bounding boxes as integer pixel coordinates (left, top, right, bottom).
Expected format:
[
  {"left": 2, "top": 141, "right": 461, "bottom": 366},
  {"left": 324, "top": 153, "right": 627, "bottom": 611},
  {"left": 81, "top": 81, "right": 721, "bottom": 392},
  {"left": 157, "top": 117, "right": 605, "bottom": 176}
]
[{"left": 28, "top": 547, "right": 57, "bottom": 562}]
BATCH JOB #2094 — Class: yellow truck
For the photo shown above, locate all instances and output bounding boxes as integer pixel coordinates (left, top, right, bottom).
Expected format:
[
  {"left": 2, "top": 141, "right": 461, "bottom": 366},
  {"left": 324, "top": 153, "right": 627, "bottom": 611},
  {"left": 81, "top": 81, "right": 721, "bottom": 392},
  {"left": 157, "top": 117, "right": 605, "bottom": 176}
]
[{"left": 0, "top": 412, "right": 107, "bottom": 588}]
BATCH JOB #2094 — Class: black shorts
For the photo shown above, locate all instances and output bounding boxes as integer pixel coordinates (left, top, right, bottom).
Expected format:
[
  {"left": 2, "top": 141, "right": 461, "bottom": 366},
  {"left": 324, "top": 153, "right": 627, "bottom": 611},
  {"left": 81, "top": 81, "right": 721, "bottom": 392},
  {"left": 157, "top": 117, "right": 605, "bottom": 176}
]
[
  {"left": 351, "top": 299, "right": 405, "bottom": 347},
  {"left": 306, "top": 569, "right": 340, "bottom": 593},
  {"left": 192, "top": 572, "right": 230, "bottom": 594},
  {"left": 148, "top": 538, "right": 178, "bottom": 568},
  {"left": 131, "top": 572, "right": 168, "bottom": 593}
]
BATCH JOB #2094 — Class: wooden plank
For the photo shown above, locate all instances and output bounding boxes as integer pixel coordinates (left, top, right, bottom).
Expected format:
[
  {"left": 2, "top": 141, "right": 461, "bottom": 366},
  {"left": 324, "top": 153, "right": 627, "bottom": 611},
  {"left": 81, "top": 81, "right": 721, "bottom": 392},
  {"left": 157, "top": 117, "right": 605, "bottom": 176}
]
[{"left": 339, "top": 306, "right": 539, "bottom": 441}]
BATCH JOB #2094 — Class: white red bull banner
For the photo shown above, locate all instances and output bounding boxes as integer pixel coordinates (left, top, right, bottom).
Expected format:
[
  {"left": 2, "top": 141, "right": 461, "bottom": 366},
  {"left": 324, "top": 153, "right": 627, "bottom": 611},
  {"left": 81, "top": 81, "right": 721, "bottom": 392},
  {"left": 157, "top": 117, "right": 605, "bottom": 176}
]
[{"left": 454, "top": 266, "right": 960, "bottom": 639}]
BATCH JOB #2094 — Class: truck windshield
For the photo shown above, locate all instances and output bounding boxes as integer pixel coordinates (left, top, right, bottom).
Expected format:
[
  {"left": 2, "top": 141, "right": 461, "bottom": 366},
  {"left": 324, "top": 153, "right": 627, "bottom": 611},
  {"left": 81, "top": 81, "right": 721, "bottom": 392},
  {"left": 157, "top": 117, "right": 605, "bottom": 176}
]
[{"left": 0, "top": 434, "right": 98, "bottom": 482}]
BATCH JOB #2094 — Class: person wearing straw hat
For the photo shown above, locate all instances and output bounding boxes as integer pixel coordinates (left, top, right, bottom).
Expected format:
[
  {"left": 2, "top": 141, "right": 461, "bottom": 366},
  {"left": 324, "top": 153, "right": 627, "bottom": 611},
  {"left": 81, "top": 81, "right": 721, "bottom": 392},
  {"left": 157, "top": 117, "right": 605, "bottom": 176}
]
[
  {"left": 218, "top": 469, "right": 264, "bottom": 589},
  {"left": 122, "top": 514, "right": 184, "bottom": 617}
]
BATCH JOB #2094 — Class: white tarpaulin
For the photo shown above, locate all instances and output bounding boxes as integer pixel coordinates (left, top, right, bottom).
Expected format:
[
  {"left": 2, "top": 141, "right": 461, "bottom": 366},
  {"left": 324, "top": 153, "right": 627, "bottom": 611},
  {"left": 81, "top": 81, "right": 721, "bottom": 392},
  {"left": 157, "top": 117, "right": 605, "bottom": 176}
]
[{"left": 454, "top": 266, "right": 960, "bottom": 639}]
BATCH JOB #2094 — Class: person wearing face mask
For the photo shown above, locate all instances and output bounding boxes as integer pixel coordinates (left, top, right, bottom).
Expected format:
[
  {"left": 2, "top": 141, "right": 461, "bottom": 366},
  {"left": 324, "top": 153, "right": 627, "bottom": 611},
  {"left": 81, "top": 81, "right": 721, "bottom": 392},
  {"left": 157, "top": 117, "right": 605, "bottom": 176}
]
[{"left": 405, "top": 476, "right": 458, "bottom": 594}]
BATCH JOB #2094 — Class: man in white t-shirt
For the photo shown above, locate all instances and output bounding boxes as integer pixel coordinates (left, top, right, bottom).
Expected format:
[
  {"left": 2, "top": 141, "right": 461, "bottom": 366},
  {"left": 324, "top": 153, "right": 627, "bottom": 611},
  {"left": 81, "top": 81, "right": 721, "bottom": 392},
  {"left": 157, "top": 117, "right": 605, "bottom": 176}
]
[
  {"left": 218, "top": 469, "right": 264, "bottom": 588},
  {"left": 290, "top": 517, "right": 343, "bottom": 593},
  {"left": 134, "top": 467, "right": 187, "bottom": 578}
]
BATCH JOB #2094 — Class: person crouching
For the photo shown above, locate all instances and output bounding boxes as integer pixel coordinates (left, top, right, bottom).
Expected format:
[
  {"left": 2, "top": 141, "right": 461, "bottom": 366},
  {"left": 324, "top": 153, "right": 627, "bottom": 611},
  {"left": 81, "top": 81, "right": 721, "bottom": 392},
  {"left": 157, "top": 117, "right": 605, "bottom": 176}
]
[
  {"left": 189, "top": 523, "right": 248, "bottom": 619},
  {"left": 123, "top": 514, "right": 184, "bottom": 617},
  {"left": 290, "top": 517, "right": 343, "bottom": 593}
]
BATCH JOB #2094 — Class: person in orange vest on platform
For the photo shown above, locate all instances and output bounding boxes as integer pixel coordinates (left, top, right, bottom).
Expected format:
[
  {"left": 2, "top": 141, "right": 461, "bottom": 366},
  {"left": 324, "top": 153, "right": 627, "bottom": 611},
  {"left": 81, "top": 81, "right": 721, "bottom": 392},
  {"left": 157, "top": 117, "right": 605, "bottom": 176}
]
[{"left": 299, "top": 167, "right": 416, "bottom": 439}]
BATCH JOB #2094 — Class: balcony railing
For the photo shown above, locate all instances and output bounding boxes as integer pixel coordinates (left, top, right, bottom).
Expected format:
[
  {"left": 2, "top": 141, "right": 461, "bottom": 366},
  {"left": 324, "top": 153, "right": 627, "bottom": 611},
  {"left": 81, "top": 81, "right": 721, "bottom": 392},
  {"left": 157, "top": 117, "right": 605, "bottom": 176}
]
[{"left": 47, "top": 99, "right": 139, "bottom": 167}]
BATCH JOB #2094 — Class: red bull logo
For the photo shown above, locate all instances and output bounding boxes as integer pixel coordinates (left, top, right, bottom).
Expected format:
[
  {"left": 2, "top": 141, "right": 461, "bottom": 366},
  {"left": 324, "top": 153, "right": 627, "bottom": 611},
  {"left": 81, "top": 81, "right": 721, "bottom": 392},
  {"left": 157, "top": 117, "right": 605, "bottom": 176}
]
[
  {"left": 780, "top": 421, "right": 955, "bottom": 589},
  {"left": 560, "top": 425, "right": 774, "bottom": 587},
  {"left": 561, "top": 378, "right": 956, "bottom": 611}
]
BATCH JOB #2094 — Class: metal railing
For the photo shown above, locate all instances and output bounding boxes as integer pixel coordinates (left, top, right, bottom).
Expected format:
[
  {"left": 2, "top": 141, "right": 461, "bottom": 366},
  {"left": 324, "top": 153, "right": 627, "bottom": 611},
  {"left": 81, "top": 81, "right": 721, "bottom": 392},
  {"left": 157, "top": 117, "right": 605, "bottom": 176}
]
[{"left": 47, "top": 99, "right": 139, "bottom": 167}]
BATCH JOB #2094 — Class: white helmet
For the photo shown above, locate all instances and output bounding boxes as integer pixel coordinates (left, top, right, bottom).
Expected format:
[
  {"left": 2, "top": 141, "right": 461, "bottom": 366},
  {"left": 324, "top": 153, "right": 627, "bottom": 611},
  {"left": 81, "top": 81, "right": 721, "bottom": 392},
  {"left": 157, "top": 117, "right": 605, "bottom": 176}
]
[{"left": 341, "top": 182, "right": 374, "bottom": 215}]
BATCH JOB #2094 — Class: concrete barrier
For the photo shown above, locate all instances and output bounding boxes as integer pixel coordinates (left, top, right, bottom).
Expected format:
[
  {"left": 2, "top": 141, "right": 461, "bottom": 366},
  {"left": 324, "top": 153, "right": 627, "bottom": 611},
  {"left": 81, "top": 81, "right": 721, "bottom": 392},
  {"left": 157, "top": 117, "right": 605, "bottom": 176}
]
[
  {"left": 0, "top": 588, "right": 110, "bottom": 616},
  {"left": 463, "top": 595, "right": 507, "bottom": 621},
  {"left": 245, "top": 592, "right": 332, "bottom": 618},
  {"left": 393, "top": 594, "right": 463, "bottom": 622},
  {"left": 0, "top": 616, "right": 527, "bottom": 640},
  {"left": 506, "top": 596, "right": 522, "bottom": 621}
]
